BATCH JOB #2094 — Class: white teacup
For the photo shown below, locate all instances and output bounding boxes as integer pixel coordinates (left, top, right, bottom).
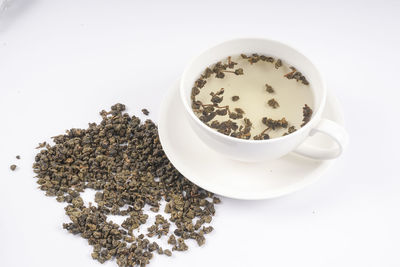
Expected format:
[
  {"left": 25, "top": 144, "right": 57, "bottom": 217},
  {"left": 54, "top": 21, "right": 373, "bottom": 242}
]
[{"left": 180, "top": 38, "right": 349, "bottom": 162}]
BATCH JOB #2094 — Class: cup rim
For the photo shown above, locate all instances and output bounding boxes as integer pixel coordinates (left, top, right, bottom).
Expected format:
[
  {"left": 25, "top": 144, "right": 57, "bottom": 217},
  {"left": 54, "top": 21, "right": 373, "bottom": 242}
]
[{"left": 180, "top": 37, "right": 327, "bottom": 144}]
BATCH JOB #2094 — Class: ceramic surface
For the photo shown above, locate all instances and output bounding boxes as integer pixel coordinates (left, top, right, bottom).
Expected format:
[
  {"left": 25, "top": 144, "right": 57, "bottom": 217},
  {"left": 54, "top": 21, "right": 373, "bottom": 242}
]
[{"left": 159, "top": 81, "right": 345, "bottom": 199}]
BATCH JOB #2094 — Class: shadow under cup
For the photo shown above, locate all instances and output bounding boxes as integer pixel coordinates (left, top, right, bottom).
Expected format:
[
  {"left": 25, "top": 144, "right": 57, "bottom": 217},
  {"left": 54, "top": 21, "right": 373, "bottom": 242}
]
[{"left": 180, "top": 38, "right": 327, "bottom": 162}]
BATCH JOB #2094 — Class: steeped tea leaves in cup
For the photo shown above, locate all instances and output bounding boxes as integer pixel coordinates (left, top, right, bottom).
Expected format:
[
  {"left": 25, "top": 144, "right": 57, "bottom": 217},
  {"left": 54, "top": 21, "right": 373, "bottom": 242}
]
[{"left": 191, "top": 54, "right": 314, "bottom": 140}]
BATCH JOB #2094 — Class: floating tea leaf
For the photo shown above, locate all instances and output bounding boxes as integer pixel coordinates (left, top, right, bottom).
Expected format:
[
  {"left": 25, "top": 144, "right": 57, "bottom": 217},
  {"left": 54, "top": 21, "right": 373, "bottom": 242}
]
[
  {"left": 262, "top": 117, "right": 288, "bottom": 130},
  {"left": 191, "top": 87, "right": 200, "bottom": 96},
  {"left": 215, "top": 72, "right": 225, "bottom": 79},
  {"left": 211, "top": 95, "right": 223, "bottom": 104},
  {"left": 216, "top": 108, "right": 228, "bottom": 116},
  {"left": 234, "top": 108, "right": 245, "bottom": 114},
  {"left": 301, "top": 104, "right": 313, "bottom": 127},
  {"left": 202, "top": 68, "right": 213, "bottom": 78},
  {"left": 265, "top": 83, "right": 274, "bottom": 93},
  {"left": 231, "top": 96, "right": 240, "bottom": 101},
  {"left": 267, "top": 98, "right": 280, "bottom": 109},
  {"left": 234, "top": 68, "right": 244, "bottom": 75},
  {"left": 275, "top": 59, "right": 282, "bottom": 69},
  {"left": 195, "top": 78, "right": 207, "bottom": 88}
]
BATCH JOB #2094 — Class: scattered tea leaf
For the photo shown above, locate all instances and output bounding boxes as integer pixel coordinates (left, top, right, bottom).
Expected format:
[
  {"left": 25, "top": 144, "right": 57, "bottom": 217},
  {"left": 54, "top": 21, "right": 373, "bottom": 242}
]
[
  {"left": 35, "top": 142, "right": 46, "bottom": 149},
  {"left": 142, "top": 108, "right": 150, "bottom": 116}
]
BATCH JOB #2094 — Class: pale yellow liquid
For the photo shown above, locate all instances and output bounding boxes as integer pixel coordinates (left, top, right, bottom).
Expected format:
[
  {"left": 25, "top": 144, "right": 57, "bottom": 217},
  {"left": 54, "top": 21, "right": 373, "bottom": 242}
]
[{"left": 195, "top": 56, "right": 314, "bottom": 139}]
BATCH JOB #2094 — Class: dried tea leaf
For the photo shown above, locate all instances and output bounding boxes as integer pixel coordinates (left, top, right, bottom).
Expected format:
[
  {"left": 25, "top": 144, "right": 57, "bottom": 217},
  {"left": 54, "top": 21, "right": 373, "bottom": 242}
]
[
  {"left": 35, "top": 142, "right": 46, "bottom": 149},
  {"left": 142, "top": 108, "right": 150, "bottom": 116},
  {"left": 164, "top": 249, "right": 172, "bottom": 257}
]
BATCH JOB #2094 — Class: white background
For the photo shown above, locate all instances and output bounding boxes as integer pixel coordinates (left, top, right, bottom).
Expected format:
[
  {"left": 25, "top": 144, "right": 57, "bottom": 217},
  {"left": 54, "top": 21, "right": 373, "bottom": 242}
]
[{"left": 1, "top": 0, "right": 399, "bottom": 266}]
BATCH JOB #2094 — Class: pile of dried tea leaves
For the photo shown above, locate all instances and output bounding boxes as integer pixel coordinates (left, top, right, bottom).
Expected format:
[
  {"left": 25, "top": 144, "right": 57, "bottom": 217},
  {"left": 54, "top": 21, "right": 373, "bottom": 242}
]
[{"left": 33, "top": 103, "right": 220, "bottom": 266}]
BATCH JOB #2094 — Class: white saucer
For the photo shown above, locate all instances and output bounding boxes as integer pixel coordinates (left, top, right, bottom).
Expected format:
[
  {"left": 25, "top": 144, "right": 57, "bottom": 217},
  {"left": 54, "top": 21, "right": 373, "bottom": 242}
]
[{"left": 158, "top": 80, "right": 345, "bottom": 200}]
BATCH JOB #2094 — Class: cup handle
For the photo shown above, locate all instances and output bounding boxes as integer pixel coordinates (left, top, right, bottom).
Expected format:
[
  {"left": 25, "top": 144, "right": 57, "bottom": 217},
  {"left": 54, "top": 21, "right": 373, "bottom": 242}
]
[{"left": 293, "top": 119, "right": 349, "bottom": 160}]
